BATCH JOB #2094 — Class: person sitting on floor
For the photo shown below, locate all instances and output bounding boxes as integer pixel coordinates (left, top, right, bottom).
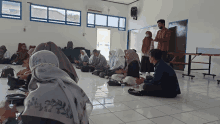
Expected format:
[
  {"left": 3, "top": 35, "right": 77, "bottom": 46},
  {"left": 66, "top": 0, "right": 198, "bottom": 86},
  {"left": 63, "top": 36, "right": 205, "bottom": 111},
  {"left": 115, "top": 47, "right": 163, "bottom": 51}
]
[
  {"left": 7, "top": 58, "right": 31, "bottom": 90},
  {"left": 111, "top": 49, "right": 140, "bottom": 86},
  {"left": 92, "top": 49, "right": 108, "bottom": 71},
  {"left": 74, "top": 50, "right": 89, "bottom": 68},
  {"left": 33, "top": 41, "right": 79, "bottom": 83},
  {"left": 0, "top": 45, "right": 10, "bottom": 64},
  {"left": 129, "top": 49, "right": 181, "bottom": 98},
  {"left": 105, "top": 49, "right": 125, "bottom": 78},
  {"left": 1, "top": 50, "right": 93, "bottom": 124},
  {"left": 108, "top": 50, "right": 116, "bottom": 68},
  {"left": 11, "top": 43, "right": 29, "bottom": 65}
]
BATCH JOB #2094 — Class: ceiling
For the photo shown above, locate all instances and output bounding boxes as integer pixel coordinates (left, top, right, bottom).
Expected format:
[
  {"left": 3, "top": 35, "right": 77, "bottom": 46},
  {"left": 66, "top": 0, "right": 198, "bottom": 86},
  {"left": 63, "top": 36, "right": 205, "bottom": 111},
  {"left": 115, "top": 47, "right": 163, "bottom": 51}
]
[{"left": 102, "top": 0, "right": 139, "bottom": 5}]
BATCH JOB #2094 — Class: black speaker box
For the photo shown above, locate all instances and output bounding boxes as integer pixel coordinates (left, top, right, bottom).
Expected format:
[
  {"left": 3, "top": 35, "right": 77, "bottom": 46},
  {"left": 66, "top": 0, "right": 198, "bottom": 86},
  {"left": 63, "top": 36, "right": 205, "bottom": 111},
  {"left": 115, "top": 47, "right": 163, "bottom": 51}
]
[{"left": 131, "top": 7, "right": 137, "bottom": 17}]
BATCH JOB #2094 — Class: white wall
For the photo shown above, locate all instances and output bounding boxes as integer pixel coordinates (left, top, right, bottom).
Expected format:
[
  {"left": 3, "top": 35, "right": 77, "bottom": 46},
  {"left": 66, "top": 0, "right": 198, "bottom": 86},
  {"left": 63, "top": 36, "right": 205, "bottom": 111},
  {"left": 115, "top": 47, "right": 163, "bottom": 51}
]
[
  {"left": 0, "top": 0, "right": 128, "bottom": 55},
  {"left": 128, "top": 0, "right": 220, "bottom": 76}
]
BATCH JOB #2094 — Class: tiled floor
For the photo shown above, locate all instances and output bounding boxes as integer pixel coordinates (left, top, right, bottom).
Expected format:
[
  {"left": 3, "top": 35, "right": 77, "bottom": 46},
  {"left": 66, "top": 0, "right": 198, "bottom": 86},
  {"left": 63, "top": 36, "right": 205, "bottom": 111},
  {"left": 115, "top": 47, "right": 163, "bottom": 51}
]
[{"left": 1, "top": 64, "right": 220, "bottom": 124}]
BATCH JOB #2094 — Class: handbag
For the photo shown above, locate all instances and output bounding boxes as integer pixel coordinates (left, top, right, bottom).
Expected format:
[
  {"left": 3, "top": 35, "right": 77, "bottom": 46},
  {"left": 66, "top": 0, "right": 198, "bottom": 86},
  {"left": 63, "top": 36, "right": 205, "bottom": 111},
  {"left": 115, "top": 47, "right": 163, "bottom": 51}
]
[
  {"left": 6, "top": 94, "right": 26, "bottom": 106},
  {"left": 0, "top": 66, "right": 14, "bottom": 78}
]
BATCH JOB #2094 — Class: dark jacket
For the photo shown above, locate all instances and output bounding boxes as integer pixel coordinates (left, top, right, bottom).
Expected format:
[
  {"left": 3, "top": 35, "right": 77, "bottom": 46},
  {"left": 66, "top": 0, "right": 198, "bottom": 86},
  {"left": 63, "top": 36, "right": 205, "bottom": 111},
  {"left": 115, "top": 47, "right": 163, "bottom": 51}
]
[
  {"left": 144, "top": 59, "right": 181, "bottom": 94},
  {"left": 127, "top": 60, "right": 140, "bottom": 78}
]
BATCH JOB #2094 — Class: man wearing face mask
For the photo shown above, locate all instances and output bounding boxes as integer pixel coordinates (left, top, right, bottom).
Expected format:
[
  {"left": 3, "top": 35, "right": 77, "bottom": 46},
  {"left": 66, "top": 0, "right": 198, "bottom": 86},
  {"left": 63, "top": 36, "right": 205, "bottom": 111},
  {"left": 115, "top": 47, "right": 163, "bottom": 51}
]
[
  {"left": 141, "top": 31, "right": 154, "bottom": 76},
  {"left": 153, "top": 19, "right": 171, "bottom": 62}
]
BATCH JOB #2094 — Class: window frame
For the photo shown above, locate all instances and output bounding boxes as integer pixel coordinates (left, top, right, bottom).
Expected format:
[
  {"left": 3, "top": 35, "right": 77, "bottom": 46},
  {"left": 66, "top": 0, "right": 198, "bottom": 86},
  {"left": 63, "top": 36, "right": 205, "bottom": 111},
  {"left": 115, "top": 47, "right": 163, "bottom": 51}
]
[
  {"left": 0, "top": 0, "right": 22, "bottom": 20},
  {"left": 30, "top": 3, "right": 81, "bottom": 26},
  {"left": 87, "top": 12, "right": 126, "bottom": 31}
]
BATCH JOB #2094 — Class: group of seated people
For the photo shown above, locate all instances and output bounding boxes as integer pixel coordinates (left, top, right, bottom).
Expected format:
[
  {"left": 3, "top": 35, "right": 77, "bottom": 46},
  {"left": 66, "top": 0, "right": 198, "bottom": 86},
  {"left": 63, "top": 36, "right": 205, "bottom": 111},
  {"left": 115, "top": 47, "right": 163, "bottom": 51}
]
[
  {"left": 0, "top": 43, "right": 36, "bottom": 65},
  {"left": 0, "top": 41, "right": 181, "bottom": 124},
  {"left": 74, "top": 48, "right": 181, "bottom": 98},
  {"left": 1, "top": 41, "right": 92, "bottom": 124}
]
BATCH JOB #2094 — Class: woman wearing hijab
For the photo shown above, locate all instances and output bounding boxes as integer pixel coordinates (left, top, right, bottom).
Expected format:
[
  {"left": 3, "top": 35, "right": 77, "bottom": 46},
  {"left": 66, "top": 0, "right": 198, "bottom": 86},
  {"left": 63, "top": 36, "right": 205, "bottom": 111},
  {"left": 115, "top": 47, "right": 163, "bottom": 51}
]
[
  {"left": 141, "top": 31, "right": 155, "bottom": 76},
  {"left": 11, "top": 43, "right": 29, "bottom": 65},
  {"left": 33, "top": 42, "right": 79, "bottom": 83},
  {"left": 74, "top": 50, "right": 89, "bottom": 68},
  {"left": 7, "top": 48, "right": 34, "bottom": 90},
  {"left": 1, "top": 50, "right": 93, "bottom": 124},
  {"left": 108, "top": 50, "right": 116, "bottom": 68},
  {"left": 105, "top": 49, "right": 125, "bottom": 78},
  {"left": 0, "top": 45, "right": 10, "bottom": 64},
  {"left": 111, "top": 49, "right": 140, "bottom": 86}
]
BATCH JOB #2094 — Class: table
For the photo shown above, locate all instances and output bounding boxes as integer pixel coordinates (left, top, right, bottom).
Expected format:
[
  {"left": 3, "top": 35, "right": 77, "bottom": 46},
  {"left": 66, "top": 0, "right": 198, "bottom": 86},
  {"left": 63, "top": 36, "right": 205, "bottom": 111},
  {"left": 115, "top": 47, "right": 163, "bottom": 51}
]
[{"left": 168, "top": 52, "right": 220, "bottom": 80}]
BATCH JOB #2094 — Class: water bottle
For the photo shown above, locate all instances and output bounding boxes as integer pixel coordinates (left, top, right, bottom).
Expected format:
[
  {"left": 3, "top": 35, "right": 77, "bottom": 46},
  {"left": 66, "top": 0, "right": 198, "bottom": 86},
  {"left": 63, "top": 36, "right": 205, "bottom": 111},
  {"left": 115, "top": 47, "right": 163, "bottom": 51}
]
[{"left": 121, "top": 83, "right": 125, "bottom": 89}]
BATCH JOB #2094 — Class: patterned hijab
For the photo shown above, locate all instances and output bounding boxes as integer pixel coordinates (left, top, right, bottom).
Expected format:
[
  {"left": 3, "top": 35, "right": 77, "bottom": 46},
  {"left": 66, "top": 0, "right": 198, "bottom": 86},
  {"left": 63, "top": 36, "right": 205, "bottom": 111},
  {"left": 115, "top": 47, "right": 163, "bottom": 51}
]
[
  {"left": 125, "top": 49, "right": 140, "bottom": 71},
  {"left": 23, "top": 50, "right": 92, "bottom": 124},
  {"left": 33, "top": 42, "right": 79, "bottom": 83}
]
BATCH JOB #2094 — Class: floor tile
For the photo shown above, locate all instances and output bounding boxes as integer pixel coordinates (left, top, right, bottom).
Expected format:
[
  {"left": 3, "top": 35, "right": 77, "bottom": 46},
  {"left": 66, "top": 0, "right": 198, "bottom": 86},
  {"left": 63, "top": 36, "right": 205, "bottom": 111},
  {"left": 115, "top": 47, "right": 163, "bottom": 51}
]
[
  {"left": 126, "top": 119, "right": 155, "bottom": 124},
  {"left": 135, "top": 107, "right": 167, "bottom": 119},
  {"left": 171, "top": 112, "right": 210, "bottom": 124},
  {"left": 114, "top": 110, "right": 147, "bottom": 123},
  {"left": 104, "top": 103, "right": 131, "bottom": 112},
  {"left": 90, "top": 105, "right": 111, "bottom": 115},
  {"left": 153, "top": 105, "right": 184, "bottom": 115},
  {"left": 90, "top": 113, "right": 124, "bottom": 124},
  {"left": 122, "top": 100, "right": 151, "bottom": 109},
  {"left": 187, "top": 110, "right": 220, "bottom": 122},
  {"left": 150, "top": 116, "right": 186, "bottom": 124},
  {"left": 169, "top": 103, "right": 199, "bottom": 112}
]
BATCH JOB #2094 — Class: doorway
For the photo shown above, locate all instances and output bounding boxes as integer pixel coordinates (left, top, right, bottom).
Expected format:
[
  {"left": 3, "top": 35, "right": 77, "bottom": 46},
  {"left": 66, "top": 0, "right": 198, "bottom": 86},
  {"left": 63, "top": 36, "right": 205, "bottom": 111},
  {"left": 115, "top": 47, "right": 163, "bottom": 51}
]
[
  {"left": 168, "top": 19, "right": 188, "bottom": 71},
  {"left": 97, "top": 28, "right": 111, "bottom": 60}
]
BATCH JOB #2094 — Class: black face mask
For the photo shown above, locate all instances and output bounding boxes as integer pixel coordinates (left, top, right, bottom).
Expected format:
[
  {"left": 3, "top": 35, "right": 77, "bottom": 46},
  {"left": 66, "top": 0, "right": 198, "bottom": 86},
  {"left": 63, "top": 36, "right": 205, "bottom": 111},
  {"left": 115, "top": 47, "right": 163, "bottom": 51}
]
[{"left": 159, "top": 26, "right": 163, "bottom": 29}]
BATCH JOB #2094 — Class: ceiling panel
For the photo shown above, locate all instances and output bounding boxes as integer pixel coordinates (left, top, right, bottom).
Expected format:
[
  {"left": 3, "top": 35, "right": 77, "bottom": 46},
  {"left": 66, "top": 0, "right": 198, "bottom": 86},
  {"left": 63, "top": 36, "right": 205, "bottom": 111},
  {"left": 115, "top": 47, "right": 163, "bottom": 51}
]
[{"left": 102, "top": 0, "right": 138, "bottom": 5}]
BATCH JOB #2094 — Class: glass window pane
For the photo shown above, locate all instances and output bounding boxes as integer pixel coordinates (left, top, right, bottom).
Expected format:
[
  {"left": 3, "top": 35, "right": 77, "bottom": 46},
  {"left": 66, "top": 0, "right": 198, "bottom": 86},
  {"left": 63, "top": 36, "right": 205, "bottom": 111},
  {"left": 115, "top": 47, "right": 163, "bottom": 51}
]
[
  {"left": 119, "top": 18, "right": 125, "bottom": 28},
  {"left": 95, "top": 14, "right": 107, "bottom": 26},
  {"left": 88, "top": 13, "right": 94, "bottom": 24},
  {"left": 49, "top": 7, "right": 65, "bottom": 21},
  {"left": 108, "top": 16, "right": 118, "bottom": 27},
  {"left": 67, "top": 10, "right": 80, "bottom": 23},
  {"left": 2, "top": 1, "right": 20, "bottom": 15},
  {"left": 31, "top": 5, "right": 47, "bottom": 19}
]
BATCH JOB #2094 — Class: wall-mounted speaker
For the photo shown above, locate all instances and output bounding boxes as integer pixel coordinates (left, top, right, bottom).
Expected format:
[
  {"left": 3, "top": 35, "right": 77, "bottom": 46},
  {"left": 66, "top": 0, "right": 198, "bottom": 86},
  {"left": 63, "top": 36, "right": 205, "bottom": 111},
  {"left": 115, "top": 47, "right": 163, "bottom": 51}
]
[{"left": 131, "top": 7, "right": 137, "bottom": 20}]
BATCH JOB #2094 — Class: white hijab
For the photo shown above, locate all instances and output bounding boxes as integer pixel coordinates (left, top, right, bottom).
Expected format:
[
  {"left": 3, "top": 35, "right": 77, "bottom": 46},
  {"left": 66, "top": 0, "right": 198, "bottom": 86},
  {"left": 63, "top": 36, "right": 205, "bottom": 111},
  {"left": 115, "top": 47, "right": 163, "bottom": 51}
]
[
  {"left": 80, "top": 50, "right": 88, "bottom": 61},
  {"left": 89, "top": 54, "right": 94, "bottom": 64},
  {"left": 23, "top": 50, "right": 92, "bottom": 124},
  {"left": 109, "top": 50, "right": 116, "bottom": 68},
  {"left": 111, "top": 49, "right": 125, "bottom": 70}
]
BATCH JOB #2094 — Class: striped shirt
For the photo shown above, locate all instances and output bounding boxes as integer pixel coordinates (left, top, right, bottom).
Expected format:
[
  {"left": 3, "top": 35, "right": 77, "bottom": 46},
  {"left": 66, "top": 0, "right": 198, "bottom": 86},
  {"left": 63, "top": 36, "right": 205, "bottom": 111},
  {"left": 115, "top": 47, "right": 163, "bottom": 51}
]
[{"left": 155, "top": 28, "right": 171, "bottom": 51}]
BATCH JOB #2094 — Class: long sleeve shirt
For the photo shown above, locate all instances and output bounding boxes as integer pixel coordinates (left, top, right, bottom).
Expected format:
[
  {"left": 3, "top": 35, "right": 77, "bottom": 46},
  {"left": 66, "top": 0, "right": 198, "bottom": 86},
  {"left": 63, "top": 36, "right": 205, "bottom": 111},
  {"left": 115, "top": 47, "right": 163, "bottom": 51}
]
[
  {"left": 94, "top": 54, "right": 108, "bottom": 70},
  {"left": 144, "top": 59, "right": 181, "bottom": 94},
  {"left": 126, "top": 60, "right": 140, "bottom": 78},
  {"left": 78, "top": 55, "right": 89, "bottom": 64},
  {"left": 154, "top": 28, "right": 171, "bottom": 51}
]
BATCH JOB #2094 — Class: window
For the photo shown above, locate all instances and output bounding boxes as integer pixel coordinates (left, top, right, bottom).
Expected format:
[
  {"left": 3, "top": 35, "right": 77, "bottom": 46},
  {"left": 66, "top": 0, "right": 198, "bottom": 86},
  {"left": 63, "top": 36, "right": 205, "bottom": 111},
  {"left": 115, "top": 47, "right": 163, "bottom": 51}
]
[
  {"left": 30, "top": 4, "right": 81, "bottom": 26},
  {"left": 87, "top": 12, "right": 126, "bottom": 31},
  {"left": 0, "top": 0, "right": 21, "bottom": 20},
  {"left": 87, "top": 13, "right": 95, "bottom": 27},
  {"left": 49, "top": 7, "right": 65, "bottom": 24},
  {"left": 31, "top": 5, "right": 47, "bottom": 22},
  {"left": 119, "top": 18, "right": 126, "bottom": 31},
  {"left": 108, "top": 16, "right": 118, "bottom": 27},
  {"left": 67, "top": 10, "right": 80, "bottom": 25},
  {"left": 95, "top": 14, "right": 107, "bottom": 26}
]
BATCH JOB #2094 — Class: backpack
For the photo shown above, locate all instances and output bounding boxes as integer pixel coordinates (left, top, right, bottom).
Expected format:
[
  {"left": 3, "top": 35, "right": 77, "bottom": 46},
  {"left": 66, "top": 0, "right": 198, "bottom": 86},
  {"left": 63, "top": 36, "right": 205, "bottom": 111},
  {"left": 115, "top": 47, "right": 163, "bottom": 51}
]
[{"left": 0, "top": 66, "right": 14, "bottom": 78}]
